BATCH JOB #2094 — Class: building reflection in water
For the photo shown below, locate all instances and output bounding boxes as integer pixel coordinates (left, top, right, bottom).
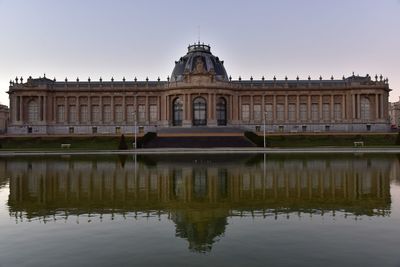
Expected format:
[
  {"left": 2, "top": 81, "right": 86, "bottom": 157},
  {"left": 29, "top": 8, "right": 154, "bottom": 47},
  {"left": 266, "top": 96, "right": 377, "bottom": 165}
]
[{"left": 1, "top": 154, "right": 397, "bottom": 252}]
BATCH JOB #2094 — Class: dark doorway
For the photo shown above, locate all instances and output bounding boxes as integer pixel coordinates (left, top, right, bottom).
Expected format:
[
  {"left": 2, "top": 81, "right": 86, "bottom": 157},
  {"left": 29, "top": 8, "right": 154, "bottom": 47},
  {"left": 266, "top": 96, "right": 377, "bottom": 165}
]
[
  {"left": 193, "top": 97, "right": 207, "bottom": 126},
  {"left": 173, "top": 98, "right": 183, "bottom": 126},
  {"left": 216, "top": 97, "right": 227, "bottom": 126}
]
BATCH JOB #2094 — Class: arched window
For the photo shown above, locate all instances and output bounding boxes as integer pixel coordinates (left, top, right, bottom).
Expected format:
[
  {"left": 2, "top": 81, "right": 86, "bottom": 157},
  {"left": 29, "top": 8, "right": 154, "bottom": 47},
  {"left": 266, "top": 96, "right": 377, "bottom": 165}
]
[
  {"left": 360, "top": 97, "right": 371, "bottom": 121},
  {"left": 216, "top": 97, "right": 227, "bottom": 126},
  {"left": 27, "top": 100, "right": 39, "bottom": 123},
  {"left": 193, "top": 97, "right": 207, "bottom": 126},
  {"left": 173, "top": 98, "right": 183, "bottom": 126}
]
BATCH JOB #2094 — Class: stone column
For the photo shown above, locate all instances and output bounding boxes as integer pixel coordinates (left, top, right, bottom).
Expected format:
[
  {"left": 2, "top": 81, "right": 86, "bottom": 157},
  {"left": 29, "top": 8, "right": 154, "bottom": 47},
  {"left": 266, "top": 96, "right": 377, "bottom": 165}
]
[
  {"left": 183, "top": 94, "right": 191, "bottom": 127},
  {"left": 352, "top": 94, "right": 356, "bottom": 120},
  {"left": 375, "top": 94, "right": 379, "bottom": 120},
  {"left": 250, "top": 95, "right": 254, "bottom": 121},
  {"left": 88, "top": 96, "right": 92, "bottom": 124},
  {"left": 158, "top": 95, "right": 161, "bottom": 122},
  {"left": 307, "top": 95, "right": 311, "bottom": 121},
  {"left": 165, "top": 95, "right": 169, "bottom": 124},
  {"left": 261, "top": 95, "right": 265, "bottom": 121},
  {"left": 111, "top": 95, "right": 115, "bottom": 124},
  {"left": 357, "top": 94, "right": 361, "bottom": 119},
  {"left": 273, "top": 95, "right": 277, "bottom": 121},
  {"left": 76, "top": 96, "right": 80, "bottom": 124},
  {"left": 330, "top": 95, "right": 334, "bottom": 121},
  {"left": 238, "top": 95, "right": 242, "bottom": 122},
  {"left": 53, "top": 96, "right": 56, "bottom": 123},
  {"left": 380, "top": 94, "right": 384, "bottom": 119},
  {"left": 64, "top": 97, "right": 68, "bottom": 123},
  {"left": 284, "top": 95, "right": 288, "bottom": 122},
  {"left": 319, "top": 95, "right": 323, "bottom": 120},
  {"left": 145, "top": 96, "right": 149, "bottom": 124},
  {"left": 296, "top": 95, "right": 300, "bottom": 121},
  {"left": 39, "top": 96, "right": 43, "bottom": 122},
  {"left": 44, "top": 96, "right": 47, "bottom": 123},
  {"left": 99, "top": 95, "right": 103, "bottom": 123},
  {"left": 20, "top": 96, "right": 24, "bottom": 123},
  {"left": 122, "top": 95, "right": 126, "bottom": 123},
  {"left": 342, "top": 95, "right": 346, "bottom": 121},
  {"left": 208, "top": 93, "right": 217, "bottom": 126}
]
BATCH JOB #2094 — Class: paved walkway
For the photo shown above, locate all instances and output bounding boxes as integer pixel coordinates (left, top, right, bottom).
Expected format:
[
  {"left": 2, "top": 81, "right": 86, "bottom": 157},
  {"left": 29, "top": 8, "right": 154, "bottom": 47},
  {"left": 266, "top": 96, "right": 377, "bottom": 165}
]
[{"left": 0, "top": 147, "right": 400, "bottom": 156}]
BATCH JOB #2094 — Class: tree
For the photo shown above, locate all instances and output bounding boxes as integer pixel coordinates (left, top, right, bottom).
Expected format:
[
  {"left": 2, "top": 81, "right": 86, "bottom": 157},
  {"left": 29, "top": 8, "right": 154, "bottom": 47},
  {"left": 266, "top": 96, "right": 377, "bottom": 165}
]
[{"left": 118, "top": 134, "right": 128, "bottom": 150}]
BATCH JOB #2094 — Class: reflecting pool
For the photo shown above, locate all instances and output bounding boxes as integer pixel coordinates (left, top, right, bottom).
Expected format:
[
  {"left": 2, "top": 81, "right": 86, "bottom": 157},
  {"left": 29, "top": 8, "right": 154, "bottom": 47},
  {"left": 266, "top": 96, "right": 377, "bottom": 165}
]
[{"left": 0, "top": 154, "right": 400, "bottom": 266}]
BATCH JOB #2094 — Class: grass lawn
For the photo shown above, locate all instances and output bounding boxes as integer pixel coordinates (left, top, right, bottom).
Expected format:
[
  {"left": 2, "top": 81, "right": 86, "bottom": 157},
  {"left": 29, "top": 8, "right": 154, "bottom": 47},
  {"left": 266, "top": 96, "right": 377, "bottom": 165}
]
[
  {"left": 247, "top": 132, "right": 400, "bottom": 147},
  {"left": 0, "top": 136, "right": 131, "bottom": 150}
]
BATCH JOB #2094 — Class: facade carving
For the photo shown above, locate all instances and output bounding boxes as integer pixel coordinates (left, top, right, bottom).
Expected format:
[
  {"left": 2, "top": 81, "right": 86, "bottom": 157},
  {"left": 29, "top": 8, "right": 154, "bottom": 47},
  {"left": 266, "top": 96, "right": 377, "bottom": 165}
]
[{"left": 7, "top": 43, "right": 392, "bottom": 135}]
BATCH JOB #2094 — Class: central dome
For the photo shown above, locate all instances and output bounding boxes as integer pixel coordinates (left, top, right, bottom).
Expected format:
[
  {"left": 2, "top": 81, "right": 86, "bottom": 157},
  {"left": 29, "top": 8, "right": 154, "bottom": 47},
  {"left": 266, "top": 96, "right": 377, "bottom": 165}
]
[{"left": 171, "top": 43, "right": 229, "bottom": 82}]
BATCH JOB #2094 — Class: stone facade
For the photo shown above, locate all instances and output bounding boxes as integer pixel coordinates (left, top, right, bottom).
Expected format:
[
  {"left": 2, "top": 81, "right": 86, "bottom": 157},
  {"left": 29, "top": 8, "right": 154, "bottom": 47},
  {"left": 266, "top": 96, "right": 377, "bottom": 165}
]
[
  {"left": 389, "top": 97, "right": 400, "bottom": 128},
  {"left": 0, "top": 105, "right": 9, "bottom": 134},
  {"left": 7, "top": 43, "right": 391, "bottom": 135}
]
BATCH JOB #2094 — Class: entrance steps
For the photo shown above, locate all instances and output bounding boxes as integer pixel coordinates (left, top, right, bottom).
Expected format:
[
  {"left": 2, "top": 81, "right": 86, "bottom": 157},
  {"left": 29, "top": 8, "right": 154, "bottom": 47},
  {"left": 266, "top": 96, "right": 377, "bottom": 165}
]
[
  {"left": 156, "top": 127, "right": 245, "bottom": 136},
  {"left": 143, "top": 136, "right": 256, "bottom": 148},
  {"left": 143, "top": 127, "right": 256, "bottom": 148}
]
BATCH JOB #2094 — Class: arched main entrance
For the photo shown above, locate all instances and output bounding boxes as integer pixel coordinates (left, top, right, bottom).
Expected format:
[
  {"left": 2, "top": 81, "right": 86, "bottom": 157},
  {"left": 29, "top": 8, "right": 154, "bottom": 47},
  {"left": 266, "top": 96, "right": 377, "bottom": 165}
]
[
  {"left": 193, "top": 97, "right": 207, "bottom": 126},
  {"left": 172, "top": 98, "right": 183, "bottom": 126},
  {"left": 216, "top": 97, "right": 227, "bottom": 126}
]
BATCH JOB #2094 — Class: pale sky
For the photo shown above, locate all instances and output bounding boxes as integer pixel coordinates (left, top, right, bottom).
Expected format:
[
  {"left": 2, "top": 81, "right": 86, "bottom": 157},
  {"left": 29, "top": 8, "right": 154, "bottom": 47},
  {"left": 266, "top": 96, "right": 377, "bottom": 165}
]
[{"left": 0, "top": 0, "right": 399, "bottom": 105}]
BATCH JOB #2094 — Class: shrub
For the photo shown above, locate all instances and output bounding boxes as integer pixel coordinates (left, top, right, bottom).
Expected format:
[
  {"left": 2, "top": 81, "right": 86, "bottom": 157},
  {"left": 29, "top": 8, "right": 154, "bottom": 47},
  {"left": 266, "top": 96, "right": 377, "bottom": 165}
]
[
  {"left": 396, "top": 132, "right": 400, "bottom": 145},
  {"left": 137, "top": 132, "right": 157, "bottom": 148},
  {"left": 118, "top": 134, "right": 128, "bottom": 150},
  {"left": 244, "top": 131, "right": 265, "bottom": 147}
]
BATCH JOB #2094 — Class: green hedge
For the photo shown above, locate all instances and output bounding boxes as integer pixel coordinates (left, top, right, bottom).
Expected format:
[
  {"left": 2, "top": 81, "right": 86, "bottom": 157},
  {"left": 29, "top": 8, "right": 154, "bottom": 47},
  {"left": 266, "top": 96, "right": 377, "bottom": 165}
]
[{"left": 137, "top": 132, "right": 157, "bottom": 148}]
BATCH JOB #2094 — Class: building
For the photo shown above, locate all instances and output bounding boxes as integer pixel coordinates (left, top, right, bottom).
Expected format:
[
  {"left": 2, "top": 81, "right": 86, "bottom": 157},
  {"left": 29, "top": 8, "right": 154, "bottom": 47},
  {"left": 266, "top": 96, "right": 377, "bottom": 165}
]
[
  {"left": 7, "top": 43, "right": 392, "bottom": 135},
  {"left": 0, "top": 104, "right": 9, "bottom": 134},
  {"left": 389, "top": 97, "right": 400, "bottom": 128}
]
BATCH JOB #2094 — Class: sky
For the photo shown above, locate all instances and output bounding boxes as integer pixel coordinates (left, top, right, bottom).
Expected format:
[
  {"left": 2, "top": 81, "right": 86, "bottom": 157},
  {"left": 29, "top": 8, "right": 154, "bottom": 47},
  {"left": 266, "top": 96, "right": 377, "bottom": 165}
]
[{"left": 0, "top": 0, "right": 399, "bottom": 105}]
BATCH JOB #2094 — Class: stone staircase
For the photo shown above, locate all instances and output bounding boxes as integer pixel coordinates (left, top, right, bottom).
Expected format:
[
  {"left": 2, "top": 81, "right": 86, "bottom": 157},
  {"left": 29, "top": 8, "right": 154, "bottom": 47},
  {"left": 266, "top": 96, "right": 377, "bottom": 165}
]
[{"left": 143, "top": 127, "right": 257, "bottom": 148}]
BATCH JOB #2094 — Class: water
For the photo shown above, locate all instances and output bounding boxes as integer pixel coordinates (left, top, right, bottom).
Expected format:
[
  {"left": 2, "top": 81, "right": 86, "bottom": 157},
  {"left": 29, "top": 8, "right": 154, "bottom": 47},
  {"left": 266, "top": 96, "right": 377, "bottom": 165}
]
[{"left": 0, "top": 153, "right": 399, "bottom": 267}]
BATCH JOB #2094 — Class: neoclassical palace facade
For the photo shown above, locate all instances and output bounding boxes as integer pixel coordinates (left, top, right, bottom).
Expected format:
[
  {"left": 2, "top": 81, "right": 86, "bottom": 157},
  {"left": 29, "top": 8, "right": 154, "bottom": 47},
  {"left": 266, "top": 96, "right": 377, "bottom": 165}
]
[{"left": 7, "top": 43, "right": 391, "bottom": 135}]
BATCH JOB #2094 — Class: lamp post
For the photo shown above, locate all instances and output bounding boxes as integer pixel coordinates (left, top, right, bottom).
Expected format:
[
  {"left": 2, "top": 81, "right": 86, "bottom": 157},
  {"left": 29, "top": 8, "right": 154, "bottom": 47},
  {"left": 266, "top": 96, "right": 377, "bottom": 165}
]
[
  {"left": 133, "top": 111, "right": 137, "bottom": 149},
  {"left": 263, "top": 111, "right": 268, "bottom": 148}
]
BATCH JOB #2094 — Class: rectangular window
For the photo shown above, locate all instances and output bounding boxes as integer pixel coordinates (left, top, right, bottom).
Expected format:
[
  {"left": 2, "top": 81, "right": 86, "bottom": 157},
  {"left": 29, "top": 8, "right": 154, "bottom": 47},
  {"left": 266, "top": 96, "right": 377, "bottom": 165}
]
[
  {"left": 126, "top": 105, "right": 134, "bottom": 122},
  {"left": 302, "top": 125, "right": 307, "bottom": 132},
  {"left": 115, "top": 105, "right": 123, "bottom": 123},
  {"left": 288, "top": 104, "right": 296, "bottom": 121},
  {"left": 300, "top": 104, "right": 307, "bottom": 121},
  {"left": 323, "top": 104, "right": 330, "bottom": 121},
  {"left": 138, "top": 105, "right": 146, "bottom": 122},
  {"left": 311, "top": 104, "right": 319, "bottom": 121},
  {"left": 80, "top": 105, "right": 88, "bottom": 123},
  {"left": 241, "top": 104, "right": 250, "bottom": 122},
  {"left": 69, "top": 127, "right": 74, "bottom": 134},
  {"left": 276, "top": 104, "right": 284, "bottom": 121},
  {"left": 57, "top": 105, "right": 65, "bottom": 123},
  {"left": 69, "top": 105, "right": 76, "bottom": 123},
  {"left": 149, "top": 105, "right": 158, "bottom": 122},
  {"left": 92, "top": 127, "right": 97, "bottom": 134},
  {"left": 91, "top": 105, "right": 100, "bottom": 122},
  {"left": 103, "top": 105, "right": 111, "bottom": 123},
  {"left": 115, "top": 126, "right": 121, "bottom": 134},
  {"left": 334, "top": 103, "right": 342, "bottom": 120},
  {"left": 253, "top": 104, "right": 261, "bottom": 121},
  {"left": 265, "top": 104, "right": 273, "bottom": 121}
]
